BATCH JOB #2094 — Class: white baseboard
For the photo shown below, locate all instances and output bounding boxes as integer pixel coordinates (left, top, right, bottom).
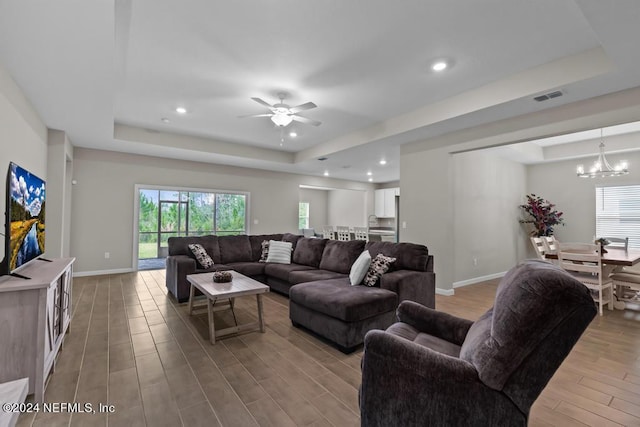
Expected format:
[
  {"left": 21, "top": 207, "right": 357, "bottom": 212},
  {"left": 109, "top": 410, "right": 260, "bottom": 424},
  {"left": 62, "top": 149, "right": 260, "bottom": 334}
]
[
  {"left": 73, "top": 268, "right": 135, "bottom": 278},
  {"left": 453, "top": 271, "right": 507, "bottom": 289},
  {"left": 436, "top": 288, "right": 455, "bottom": 296}
]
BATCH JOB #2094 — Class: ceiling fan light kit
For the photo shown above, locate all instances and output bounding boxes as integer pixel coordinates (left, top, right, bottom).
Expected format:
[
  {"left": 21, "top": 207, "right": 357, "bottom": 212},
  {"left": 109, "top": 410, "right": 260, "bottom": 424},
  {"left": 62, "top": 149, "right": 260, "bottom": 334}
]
[{"left": 239, "top": 93, "right": 321, "bottom": 131}]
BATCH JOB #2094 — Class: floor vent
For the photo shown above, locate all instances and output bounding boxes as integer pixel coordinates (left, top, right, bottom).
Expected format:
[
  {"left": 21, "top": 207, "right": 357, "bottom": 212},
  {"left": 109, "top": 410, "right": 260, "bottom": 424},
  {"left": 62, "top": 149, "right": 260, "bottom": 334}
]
[{"left": 534, "top": 90, "right": 564, "bottom": 102}]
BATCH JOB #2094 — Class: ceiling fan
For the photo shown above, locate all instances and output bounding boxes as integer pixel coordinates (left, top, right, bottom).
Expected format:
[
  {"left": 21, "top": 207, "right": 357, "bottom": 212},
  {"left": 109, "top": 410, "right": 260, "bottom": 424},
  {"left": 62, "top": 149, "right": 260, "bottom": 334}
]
[{"left": 239, "top": 93, "right": 321, "bottom": 127}]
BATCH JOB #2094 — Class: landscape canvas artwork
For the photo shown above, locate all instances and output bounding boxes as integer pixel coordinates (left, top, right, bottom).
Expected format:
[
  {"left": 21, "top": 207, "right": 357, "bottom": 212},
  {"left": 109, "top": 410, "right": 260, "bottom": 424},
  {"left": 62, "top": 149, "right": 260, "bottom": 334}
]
[{"left": 8, "top": 162, "right": 46, "bottom": 272}]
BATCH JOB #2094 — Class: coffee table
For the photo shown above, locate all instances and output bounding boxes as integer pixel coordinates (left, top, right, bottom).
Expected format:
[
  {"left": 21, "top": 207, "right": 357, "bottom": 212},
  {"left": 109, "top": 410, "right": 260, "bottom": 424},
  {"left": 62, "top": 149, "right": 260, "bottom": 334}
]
[{"left": 186, "top": 270, "right": 269, "bottom": 344}]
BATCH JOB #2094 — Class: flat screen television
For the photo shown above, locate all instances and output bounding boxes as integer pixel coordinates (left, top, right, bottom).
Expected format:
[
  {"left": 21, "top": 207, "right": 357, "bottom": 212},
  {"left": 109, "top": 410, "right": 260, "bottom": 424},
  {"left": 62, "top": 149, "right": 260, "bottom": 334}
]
[{"left": 2, "top": 162, "right": 46, "bottom": 276}]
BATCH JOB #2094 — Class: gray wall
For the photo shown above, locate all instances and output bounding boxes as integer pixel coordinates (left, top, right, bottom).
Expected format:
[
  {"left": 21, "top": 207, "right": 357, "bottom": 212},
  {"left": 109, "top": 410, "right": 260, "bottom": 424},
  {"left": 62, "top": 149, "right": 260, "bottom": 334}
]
[
  {"left": 453, "top": 151, "right": 528, "bottom": 283},
  {"left": 0, "top": 64, "right": 48, "bottom": 263},
  {"left": 327, "top": 189, "right": 368, "bottom": 227},
  {"left": 527, "top": 150, "right": 640, "bottom": 245},
  {"left": 46, "top": 129, "right": 74, "bottom": 258},
  {"left": 298, "top": 188, "right": 328, "bottom": 230},
  {"left": 400, "top": 146, "right": 455, "bottom": 292},
  {"left": 400, "top": 145, "right": 529, "bottom": 292},
  {"left": 70, "top": 148, "right": 374, "bottom": 274}
]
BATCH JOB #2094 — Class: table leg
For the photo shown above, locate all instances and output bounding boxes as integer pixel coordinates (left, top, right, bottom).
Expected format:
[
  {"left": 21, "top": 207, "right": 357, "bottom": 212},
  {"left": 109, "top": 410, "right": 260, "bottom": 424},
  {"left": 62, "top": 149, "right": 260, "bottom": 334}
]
[
  {"left": 208, "top": 298, "right": 216, "bottom": 344},
  {"left": 188, "top": 283, "right": 195, "bottom": 315},
  {"left": 257, "top": 294, "right": 265, "bottom": 333}
]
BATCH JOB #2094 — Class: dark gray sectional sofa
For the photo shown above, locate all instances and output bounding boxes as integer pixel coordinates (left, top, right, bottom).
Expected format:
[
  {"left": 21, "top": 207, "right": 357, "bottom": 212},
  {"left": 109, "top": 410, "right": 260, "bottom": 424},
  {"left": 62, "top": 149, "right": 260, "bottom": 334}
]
[{"left": 165, "top": 233, "right": 435, "bottom": 351}]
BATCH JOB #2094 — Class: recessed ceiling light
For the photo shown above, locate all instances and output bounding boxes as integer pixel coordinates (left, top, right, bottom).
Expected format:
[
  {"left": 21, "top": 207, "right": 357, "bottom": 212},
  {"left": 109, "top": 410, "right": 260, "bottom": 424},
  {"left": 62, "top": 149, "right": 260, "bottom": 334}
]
[
  {"left": 175, "top": 107, "right": 187, "bottom": 114},
  {"left": 367, "top": 171, "right": 372, "bottom": 176},
  {"left": 289, "top": 131, "right": 297, "bottom": 138},
  {"left": 379, "top": 159, "right": 387, "bottom": 165},
  {"left": 368, "top": 178, "right": 373, "bottom": 182},
  {"left": 323, "top": 171, "right": 329, "bottom": 176},
  {"left": 432, "top": 61, "right": 448, "bottom": 72},
  {"left": 161, "top": 117, "right": 170, "bottom": 123}
]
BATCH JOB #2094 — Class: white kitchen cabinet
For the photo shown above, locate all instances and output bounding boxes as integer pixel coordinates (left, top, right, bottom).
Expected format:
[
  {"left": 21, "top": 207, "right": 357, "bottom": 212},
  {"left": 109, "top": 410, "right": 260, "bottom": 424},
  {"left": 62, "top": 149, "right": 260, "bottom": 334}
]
[
  {"left": 0, "top": 258, "right": 74, "bottom": 403},
  {"left": 374, "top": 187, "right": 399, "bottom": 218}
]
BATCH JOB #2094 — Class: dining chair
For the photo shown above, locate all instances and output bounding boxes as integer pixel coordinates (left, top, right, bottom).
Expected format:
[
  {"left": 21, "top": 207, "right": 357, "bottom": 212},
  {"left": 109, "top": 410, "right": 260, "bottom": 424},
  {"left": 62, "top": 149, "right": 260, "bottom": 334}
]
[
  {"left": 530, "top": 237, "right": 547, "bottom": 261},
  {"left": 603, "top": 237, "right": 629, "bottom": 252},
  {"left": 336, "top": 226, "right": 351, "bottom": 241},
  {"left": 542, "top": 236, "right": 558, "bottom": 254},
  {"left": 353, "top": 226, "right": 368, "bottom": 241},
  {"left": 322, "top": 226, "right": 335, "bottom": 240},
  {"left": 557, "top": 242, "right": 613, "bottom": 316}
]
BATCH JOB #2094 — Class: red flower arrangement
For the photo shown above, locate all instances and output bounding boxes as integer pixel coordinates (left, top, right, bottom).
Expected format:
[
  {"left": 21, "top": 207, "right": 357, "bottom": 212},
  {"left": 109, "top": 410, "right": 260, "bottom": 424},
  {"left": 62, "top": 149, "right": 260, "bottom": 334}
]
[{"left": 519, "top": 194, "right": 565, "bottom": 237}]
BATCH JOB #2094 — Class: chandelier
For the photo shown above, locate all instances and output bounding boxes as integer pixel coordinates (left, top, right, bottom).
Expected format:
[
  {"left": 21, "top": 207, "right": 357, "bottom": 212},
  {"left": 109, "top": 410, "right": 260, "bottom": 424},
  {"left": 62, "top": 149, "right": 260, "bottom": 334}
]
[{"left": 576, "top": 130, "right": 629, "bottom": 178}]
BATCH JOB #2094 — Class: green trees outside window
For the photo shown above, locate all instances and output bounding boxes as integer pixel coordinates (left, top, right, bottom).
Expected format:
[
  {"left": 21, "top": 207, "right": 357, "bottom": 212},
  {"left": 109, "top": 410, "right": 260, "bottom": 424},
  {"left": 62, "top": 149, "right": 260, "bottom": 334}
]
[
  {"left": 138, "top": 188, "right": 247, "bottom": 259},
  {"left": 299, "top": 202, "right": 309, "bottom": 229}
]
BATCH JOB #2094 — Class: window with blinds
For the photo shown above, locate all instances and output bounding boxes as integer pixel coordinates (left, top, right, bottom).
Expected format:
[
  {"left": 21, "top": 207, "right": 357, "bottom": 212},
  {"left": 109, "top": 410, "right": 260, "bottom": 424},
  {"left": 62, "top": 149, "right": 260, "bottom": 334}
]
[{"left": 595, "top": 185, "right": 640, "bottom": 249}]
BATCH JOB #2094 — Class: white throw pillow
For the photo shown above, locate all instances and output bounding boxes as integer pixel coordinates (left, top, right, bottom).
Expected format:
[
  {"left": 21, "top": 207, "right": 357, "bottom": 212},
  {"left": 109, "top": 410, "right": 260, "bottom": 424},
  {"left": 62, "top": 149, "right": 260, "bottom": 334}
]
[
  {"left": 349, "top": 250, "right": 371, "bottom": 285},
  {"left": 265, "top": 240, "right": 293, "bottom": 264}
]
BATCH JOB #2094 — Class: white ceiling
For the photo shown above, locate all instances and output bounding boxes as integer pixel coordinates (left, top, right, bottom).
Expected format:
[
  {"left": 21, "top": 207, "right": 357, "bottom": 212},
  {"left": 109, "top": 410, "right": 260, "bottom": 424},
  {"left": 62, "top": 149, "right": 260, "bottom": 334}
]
[{"left": 1, "top": 1, "right": 640, "bottom": 183}]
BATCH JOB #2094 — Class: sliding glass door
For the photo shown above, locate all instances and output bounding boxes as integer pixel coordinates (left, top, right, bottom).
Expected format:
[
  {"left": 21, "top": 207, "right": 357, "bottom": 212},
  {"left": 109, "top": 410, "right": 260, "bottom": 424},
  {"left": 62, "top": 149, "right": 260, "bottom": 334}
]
[{"left": 137, "top": 187, "right": 248, "bottom": 269}]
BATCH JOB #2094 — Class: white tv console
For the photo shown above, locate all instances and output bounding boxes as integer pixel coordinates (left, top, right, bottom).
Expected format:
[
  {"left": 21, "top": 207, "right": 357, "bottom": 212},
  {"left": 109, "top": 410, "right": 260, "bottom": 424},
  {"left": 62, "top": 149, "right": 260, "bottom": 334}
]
[{"left": 0, "top": 258, "right": 75, "bottom": 403}]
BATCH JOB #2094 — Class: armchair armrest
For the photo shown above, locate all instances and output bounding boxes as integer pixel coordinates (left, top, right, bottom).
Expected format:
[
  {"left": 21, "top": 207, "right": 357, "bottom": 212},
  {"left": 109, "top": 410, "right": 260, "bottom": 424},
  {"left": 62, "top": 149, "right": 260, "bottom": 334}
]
[
  {"left": 396, "top": 300, "right": 473, "bottom": 346},
  {"left": 360, "top": 330, "right": 525, "bottom": 427}
]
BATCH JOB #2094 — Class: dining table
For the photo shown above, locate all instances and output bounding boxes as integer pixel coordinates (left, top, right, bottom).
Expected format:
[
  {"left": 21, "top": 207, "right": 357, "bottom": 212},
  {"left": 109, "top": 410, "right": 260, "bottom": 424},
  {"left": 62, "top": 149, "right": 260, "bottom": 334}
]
[
  {"left": 546, "top": 247, "right": 640, "bottom": 309},
  {"left": 546, "top": 247, "right": 640, "bottom": 268}
]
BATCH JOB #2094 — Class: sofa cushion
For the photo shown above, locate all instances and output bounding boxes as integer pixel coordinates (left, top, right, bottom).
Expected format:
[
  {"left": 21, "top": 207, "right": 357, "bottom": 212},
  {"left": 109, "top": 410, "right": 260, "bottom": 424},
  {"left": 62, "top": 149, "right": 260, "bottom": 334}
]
[
  {"left": 293, "top": 238, "right": 328, "bottom": 268},
  {"left": 289, "top": 278, "right": 398, "bottom": 322},
  {"left": 249, "top": 234, "right": 283, "bottom": 261},
  {"left": 288, "top": 269, "right": 347, "bottom": 285},
  {"left": 218, "top": 235, "right": 252, "bottom": 263},
  {"left": 194, "top": 263, "right": 233, "bottom": 274},
  {"left": 282, "top": 233, "right": 303, "bottom": 250},
  {"left": 266, "top": 240, "right": 293, "bottom": 264},
  {"left": 365, "top": 241, "right": 429, "bottom": 272},
  {"left": 264, "top": 263, "right": 315, "bottom": 282},
  {"left": 226, "top": 262, "right": 266, "bottom": 278},
  {"left": 319, "top": 240, "right": 366, "bottom": 274},
  {"left": 168, "top": 235, "right": 221, "bottom": 263},
  {"left": 188, "top": 243, "right": 214, "bottom": 269}
]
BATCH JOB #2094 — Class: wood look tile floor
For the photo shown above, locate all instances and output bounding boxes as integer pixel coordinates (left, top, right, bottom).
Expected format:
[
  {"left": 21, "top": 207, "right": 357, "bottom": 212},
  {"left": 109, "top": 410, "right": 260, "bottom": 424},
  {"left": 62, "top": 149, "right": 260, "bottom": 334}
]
[{"left": 15, "top": 272, "right": 640, "bottom": 426}]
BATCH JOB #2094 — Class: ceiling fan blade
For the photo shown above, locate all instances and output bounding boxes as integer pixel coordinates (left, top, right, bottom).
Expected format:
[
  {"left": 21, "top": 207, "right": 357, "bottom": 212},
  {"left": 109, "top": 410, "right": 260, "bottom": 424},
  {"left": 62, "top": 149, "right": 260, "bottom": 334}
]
[
  {"left": 292, "top": 115, "right": 321, "bottom": 126},
  {"left": 238, "top": 113, "right": 274, "bottom": 118},
  {"left": 289, "top": 102, "right": 317, "bottom": 114},
  {"left": 251, "top": 97, "right": 275, "bottom": 109}
]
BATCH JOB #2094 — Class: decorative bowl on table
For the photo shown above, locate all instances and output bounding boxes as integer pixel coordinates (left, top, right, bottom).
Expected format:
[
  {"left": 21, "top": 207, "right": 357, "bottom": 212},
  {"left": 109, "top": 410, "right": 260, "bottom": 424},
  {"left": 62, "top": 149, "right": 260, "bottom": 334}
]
[{"left": 213, "top": 271, "right": 233, "bottom": 283}]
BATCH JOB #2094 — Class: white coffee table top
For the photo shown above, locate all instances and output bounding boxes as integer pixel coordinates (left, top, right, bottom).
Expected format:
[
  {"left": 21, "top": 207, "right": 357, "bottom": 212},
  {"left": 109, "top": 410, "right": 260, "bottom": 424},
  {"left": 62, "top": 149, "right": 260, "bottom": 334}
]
[{"left": 186, "top": 270, "right": 269, "bottom": 299}]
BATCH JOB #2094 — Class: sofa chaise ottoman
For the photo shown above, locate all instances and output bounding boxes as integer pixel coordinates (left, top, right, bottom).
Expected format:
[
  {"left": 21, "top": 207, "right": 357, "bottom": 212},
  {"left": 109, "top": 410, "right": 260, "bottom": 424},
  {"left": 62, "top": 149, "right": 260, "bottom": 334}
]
[
  {"left": 290, "top": 278, "right": 398, "bottom": 352},
  {"left": 289, "top": 241, "right": 434, "bottom": 352}
]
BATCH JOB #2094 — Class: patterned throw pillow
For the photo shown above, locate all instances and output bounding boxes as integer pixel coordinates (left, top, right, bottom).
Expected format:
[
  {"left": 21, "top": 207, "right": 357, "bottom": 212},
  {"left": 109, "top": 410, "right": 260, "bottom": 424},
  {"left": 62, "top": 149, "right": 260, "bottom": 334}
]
[
  {"left": 188, "top": 243, "right": 214, "bottom": 269},
  {"left": 363, "top": 253, "right": 396, "bottom": 287},
  {"left": 259, "top": 240, "right": 270, "bottom": 263}
]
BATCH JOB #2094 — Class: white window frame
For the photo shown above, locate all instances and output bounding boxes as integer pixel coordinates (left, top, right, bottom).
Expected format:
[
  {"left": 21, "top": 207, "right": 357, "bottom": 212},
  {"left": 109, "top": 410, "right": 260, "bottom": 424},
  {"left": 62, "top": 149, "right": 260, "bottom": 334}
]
[{"left": 133, "top": 184, "right": 250, "bottom": 270}]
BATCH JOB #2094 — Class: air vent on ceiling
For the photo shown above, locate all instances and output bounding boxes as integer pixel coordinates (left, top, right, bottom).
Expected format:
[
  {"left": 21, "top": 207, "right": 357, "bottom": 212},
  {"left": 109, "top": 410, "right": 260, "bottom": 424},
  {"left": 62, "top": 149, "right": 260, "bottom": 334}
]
[
  {"left": 534, "top": 90, "right": 564, "bottom": 102},
  {"left": 318, "top": 157, "right": 328, "bottom": 161}
]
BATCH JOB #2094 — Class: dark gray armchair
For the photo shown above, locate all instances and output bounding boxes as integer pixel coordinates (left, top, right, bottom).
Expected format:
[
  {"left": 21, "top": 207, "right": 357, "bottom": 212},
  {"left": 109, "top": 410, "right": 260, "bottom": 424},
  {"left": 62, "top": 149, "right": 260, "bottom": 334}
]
[{"left": 360, "top": 260, "right": 597, "bottom": 426}]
